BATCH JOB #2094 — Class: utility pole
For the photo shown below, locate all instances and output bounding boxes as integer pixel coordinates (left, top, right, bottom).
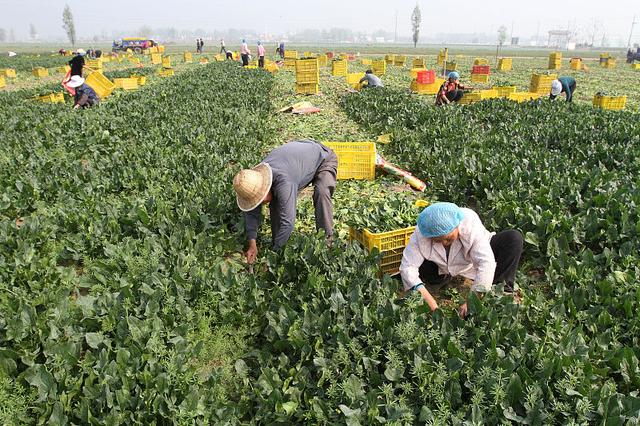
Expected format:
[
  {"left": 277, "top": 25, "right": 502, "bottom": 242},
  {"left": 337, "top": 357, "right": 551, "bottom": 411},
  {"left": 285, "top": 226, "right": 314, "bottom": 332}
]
[
  {"left": 394, "top": 10, "right": 398, "bottom": 44},
  {"left": 628, "top": 15, "right": 637, "bottom": 49},
  {"left": 535, "top": 21, "right": 540, "bottom": 46}
]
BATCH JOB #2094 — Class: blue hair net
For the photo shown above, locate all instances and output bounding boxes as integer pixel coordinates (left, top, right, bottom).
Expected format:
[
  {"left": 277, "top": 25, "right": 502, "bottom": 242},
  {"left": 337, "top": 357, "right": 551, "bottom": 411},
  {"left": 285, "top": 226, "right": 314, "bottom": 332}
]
[
  {"left": 417, "top": 202, "right": 464, "bottom": 238},
  {"left": 448, "top": 71, "right": 460, "bottom": 80}
]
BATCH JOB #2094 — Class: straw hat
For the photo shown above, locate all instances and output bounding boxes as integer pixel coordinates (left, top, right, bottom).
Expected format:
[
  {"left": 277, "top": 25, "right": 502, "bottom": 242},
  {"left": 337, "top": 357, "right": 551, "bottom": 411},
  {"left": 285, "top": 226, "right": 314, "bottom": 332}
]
[
  {"left": 67, "top": 75, "right": 85, "bottom": 88},
  {"left": 233, "top": 163, "right": 273, "bottom": 212}
]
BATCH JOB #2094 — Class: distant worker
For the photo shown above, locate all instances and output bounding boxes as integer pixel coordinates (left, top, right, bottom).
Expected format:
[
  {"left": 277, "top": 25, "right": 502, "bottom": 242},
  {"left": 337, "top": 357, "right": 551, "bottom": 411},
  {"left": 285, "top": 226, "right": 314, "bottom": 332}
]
[
  {"left": 436, "top": 71, "right": 471, "bottom": 105},
  {"left": 196, "top": 38, "right": 201, "bottom": 53},
  {"left": 278, "top": 41, "right": 285, "bottom": 59},
  {"left": 58, "top": 48, "right": 66, "bottom": 56},
  {"left": 226, "top": 50, "right": 233, "bottom": 60},
  {"left": 550, "top": 76, "right": 577, "bottom": 102},
  {"left": 240, "top": 39, "right": 251, "bottom": 66},
  {"left": 233, "top": 139, "right": 338, "bottom": 264},
  {"left": 399, "top": 202, "right": 523, "bottom": 318},
  {"left": 359, "top": 69, "right": 384, "bottom": 89},
  {"left": 220, "top": 39, "right": 226, "bottom": 54},
  {"left": 68, "top": 49, "right": 86, "bottom": 77},
  {"left": 257, "top": 41, "right": 266, "bottom": 68},
  {"left": 67, "top": 75, "right": 100, "bottom": 109},
  {"left": 200, "top": 38, "right": 205, "bottom": 53}
]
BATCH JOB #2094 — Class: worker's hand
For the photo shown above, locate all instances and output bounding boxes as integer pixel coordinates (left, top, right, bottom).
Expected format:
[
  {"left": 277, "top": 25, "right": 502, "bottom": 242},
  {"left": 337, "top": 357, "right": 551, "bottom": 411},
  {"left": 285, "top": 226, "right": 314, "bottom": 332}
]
[
  {"left": 246, "top": 239, "right": 258, "bottom": 264},
  {"left": 73, "top": 104, "right": 80, "bottom": 109},
  {"left": 458, "top": 302, "right": 468, "bottom": 319}
]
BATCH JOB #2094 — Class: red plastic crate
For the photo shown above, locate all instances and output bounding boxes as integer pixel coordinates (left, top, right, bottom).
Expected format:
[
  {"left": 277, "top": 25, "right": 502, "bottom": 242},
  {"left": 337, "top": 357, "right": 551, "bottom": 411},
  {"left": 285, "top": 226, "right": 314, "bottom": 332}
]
[
  {"left": 472, "top": 65, "right": 490, "bottom": 74},
  {"left": 416, "top": 70, "right": 435, "bottom": 84}
]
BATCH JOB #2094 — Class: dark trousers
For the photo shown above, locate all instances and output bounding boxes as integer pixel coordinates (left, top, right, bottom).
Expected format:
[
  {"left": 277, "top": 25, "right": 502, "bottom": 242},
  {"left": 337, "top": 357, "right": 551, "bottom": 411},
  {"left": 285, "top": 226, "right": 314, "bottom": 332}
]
[
  {"left": 312, "top": 150, "right": 338, "bottom": 237},
  {"left": 241, "top": 53, "right": 249, "bottom": 66},
  {"left": 446, "top": 89, "right": 464, "bottom": 103},
  {"left": 226, "top": 52, "right": 233, "bottom": 60},
  {"left": 258, "top": 56, "right": 265, "bottom": 68},
  {"left": 418, "top": 230, "right": 523, "bottom": 290}
]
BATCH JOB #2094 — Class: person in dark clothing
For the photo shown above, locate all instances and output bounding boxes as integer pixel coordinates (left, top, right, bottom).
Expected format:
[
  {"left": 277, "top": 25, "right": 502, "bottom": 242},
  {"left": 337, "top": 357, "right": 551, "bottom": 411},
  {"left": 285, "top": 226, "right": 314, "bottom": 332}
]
[
  {"left": 68, "top": 49, "right": 86, "bottom": 77},
  {"left": 67, "top": 75, "right": 100, "bottom": 108},
  {"left": 435, "top": 71, "right": 470, "bottom": 105},
  {"left": 550, "top": 76, "right": 577, "bottom": 102},
  {"left": 400, "top": 202, "right": 523, "bottom": 318},
  {"left": 278, "top": 42, "right": 285, "bottom": 59},
  {"left": 226, "top": 50, "right": 233, "bottom": 60},
  {"left": 359, "top": 70, "right": 384, "bottom": 88},
  {"left": 233, "top": 139, "right": 338, "bottom": 263}
]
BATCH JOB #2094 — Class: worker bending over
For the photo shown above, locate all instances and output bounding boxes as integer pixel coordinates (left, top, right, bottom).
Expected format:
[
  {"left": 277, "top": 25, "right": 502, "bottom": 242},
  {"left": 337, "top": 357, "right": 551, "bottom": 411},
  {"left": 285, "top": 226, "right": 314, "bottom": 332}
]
[
  {"left": 550, "top": 76, "right": 577, "bottom": 102},
  {"left": 359, "top": 70, "right": 384, "bottom": 88}
]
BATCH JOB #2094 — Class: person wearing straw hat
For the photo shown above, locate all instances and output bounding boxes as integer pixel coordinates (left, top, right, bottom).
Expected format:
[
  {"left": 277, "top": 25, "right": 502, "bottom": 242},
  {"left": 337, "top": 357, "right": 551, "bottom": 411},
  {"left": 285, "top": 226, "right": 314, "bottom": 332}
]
[
  {"left": 233, "top": 140, "right": 338, "bottom": 264},
  {"left": 399, "top": 202, "right": 523, "bottom": 318},
  {"left": 550, "top": 76, "right": 577, "bottom": 102},
  {"left": 68, "top": 48, "right": 86, "bottom": 77},
  {"left": 67, "top": 75, "right": 99, "bottom": 109}
]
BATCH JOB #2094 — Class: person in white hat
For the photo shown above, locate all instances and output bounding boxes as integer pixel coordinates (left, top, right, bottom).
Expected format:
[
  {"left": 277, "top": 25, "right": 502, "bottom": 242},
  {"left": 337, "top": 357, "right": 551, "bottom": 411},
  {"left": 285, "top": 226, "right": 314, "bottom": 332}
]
[
  {"left": 233, "top": 139, "right": 338, "bottom": 264},
  {"left": 550, "top": 76, "right": 577, "bottom": 102},
  {"left": 67, "top": 75, "right": 99, "bottom": 108},
  {"left": 68, "top": 48, "right": 86, "bottom": 77}
]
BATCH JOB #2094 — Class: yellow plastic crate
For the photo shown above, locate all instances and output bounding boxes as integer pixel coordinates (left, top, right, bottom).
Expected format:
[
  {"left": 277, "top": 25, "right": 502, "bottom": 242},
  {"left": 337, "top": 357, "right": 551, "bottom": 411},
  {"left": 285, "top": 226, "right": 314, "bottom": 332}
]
[
  {"left": 158, "top": 68, "right": 174, "bottom": 77},
  {"left": 349, "top": 226, "right": 416, "bottom": 275},
  {"left": 632, "top": 63, "right": 640, "bottom": 70},
  {"left": 303, "top": 51, "right": 314, "bottom": 58},
  {"left": 602, "top": 58, "right": 616, "bottom": 69},
  {"left": 85, "top": 59, "right": 103, "bottom": 70},
  {"left": 113, "top": 77, "right": 139, "bottom": 90},
  {"left": 385, "top": 54, "right": 395, "bottom": 64},
  {"left": 214, "top": 54, "right": 224, "bottom": 62},
  {"left": 101, "top": 56, "right": 111, "bottom": 63},
  {"left": 529, "top": 73, "right": 557, "bottom": 94},
  {"left": 412, "top": 57, "right": 426, "bottom": 68},
  {"left": 85, "top": 71, "right": 115, "bottom": 98},
  {"left": 266, "top": 63, "right": 279, "bottom": 73},
  {"left": 372, "top": 60, "right": 386, "bottom": 76},
  {"left": 570, "top": 58, "right": 582, "bottom": 70},
  {"left": 508, "top": 92, "right": 543, "bottom": 103},
  {"left": 394, "top": 55, "right": 407, "bottom": 66},
  {"left": 36, "top": 93, "right": 65, "bottom": 103},
  {"left": 361, "top": 58, "right": 372, "bottom": 66},
  {"left": 0, "top": 76, "right": 5, "bottom": 89},
  {"left": 284, "top": 50, "right": 299, "bottom": 59},
  {"left": 295, "top": 83, "right": 319, "bottom": 95},
  {"left": 471, "top": 73, "right": 489, "bottom": 84},
  {"left": 332, "top": 60, "right": 348, "bottom": 76},
  {"left": 593, "top": 94, "right": 626, "bottom": 110},
  {"left": 184, "top": 52, "right": 193, "bottom": 63},
  {"left": 323, "top": 142, "right": 376, "bottom": 180},
  {"left": 473, "top": 58, "right": 488, "bottom": 66},
  {"left": 445, "top": 61, "right": 457, "bottom": 72},
  {"left": 162, "top": 56, "right": 171, "bottom": 68},
  {"left": 151, "top": 53, "right": 162, "bottom": 65},
  {"left": 295, "top": 58, "right": 319, "bottom": 81},
  {"left": 497, "top": 58, "right": 512, "bottom": 71},
  {"left": 128, "top": 57, "right": 141, "bottom": 65},
  {"left": 410, "top": 79, "right": 444, "bottom": 95},
  {"left": 2, "top": 68, "right": 16, "bottom": 78},
  {"left": 437, "top": 49, "right": 448, "bottom": 66},
  {"left": 493, "top": 86, "right": 517, "bottom": 97},
  {"left": 317, "top": 55, "right": 328, "bottom": 67},
  {"left": 32, "top": 67, "right": 49, "bottom": 78},
  {"left": 131, "top": 75, "right": 146, "bottom": 86},
  {"left": 57, "top": 65, "right": 71, "bottom": 74},
  {"left": 157, "top": 45, "right": 165, "bottom": 53},
  {"left": 149, "top": 46, "right": 158, "bottom": 54},
  {"left": 284, "top": 58, "right": 296, "bottom": 69},
  {"left": 346, "top": 72, "right": 365, "bottom": 89},
  {"left": 200, "top": 57, "right": 210, "bottom": 64},
  {"left": 410, "top": 67, "right": 427, "bottom": 79}
]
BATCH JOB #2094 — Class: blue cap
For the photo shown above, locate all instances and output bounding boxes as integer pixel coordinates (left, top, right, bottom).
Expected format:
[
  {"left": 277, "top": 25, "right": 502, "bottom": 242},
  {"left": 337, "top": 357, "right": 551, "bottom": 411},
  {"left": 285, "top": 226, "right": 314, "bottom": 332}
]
[
  {"left": 417, "top": 202, "right": 464, "bottom": 238},
  {"left": 448, "top": 71, "right": 460, "bottom": 80}
]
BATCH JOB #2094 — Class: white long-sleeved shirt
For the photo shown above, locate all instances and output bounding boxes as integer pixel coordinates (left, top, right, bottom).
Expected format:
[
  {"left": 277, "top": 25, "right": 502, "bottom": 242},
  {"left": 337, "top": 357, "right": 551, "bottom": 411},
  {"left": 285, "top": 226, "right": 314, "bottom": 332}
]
[{"left": 399, "top": 208, "right": 496, "bottom": 293}]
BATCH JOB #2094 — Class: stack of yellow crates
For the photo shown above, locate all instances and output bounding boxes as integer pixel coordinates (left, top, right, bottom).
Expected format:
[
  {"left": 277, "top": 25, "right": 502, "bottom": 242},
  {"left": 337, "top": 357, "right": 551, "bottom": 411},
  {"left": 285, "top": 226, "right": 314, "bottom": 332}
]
[
  {"left": 410, "top": 78, "right": 444, "bottom": 95},
  {"left": 529, "top": 73, "right": 557, "bottom": 94},
  {"left": 497, "top": 58, "right": 512, "bottom": 71},
  {"left": 410, "top": 67, "right": 427, "bottom": 79},
  {"left": 385, "top": 54, "right": 395, "bottom": 65},
  {"left": 317, "top": 54, "right": 328, "bottom": 67},
  {"left": 184, "top": 52, "right": 193, "bottom": 63},
  {"left": 599, "top": 53, "right": 610, "bottom": 65},
  {"left": 548, "top": 52, "right": 562, "bottom": 70},
  {"left": 437, "top": 49, "right": 448, "bottom": 66},
  {"left": 151, "top": 53, "right": 162, "bottom": 65},
  {"left": 570, "top": 58, "right": 582, "bottom": 70},
  {"left": 284, "top": 50, "right": 299, "bottom": 70},
  {"left": 295, "top": 58, "right": 320, "bottom": 95},
  {"left": 162, "top": 56, "right": 171, "bottom": 68},
  {"left": 332, "top": 59, "right": 348, "bottom": 76},
  {"left": 602, "top": 57, "right": 616, "bottom": 69},
  {"left": 445, "top": 61, "right": 457, "bottom": 73},
  {"left": 372, "top": 59, "right": 386, "bottom": 76}
]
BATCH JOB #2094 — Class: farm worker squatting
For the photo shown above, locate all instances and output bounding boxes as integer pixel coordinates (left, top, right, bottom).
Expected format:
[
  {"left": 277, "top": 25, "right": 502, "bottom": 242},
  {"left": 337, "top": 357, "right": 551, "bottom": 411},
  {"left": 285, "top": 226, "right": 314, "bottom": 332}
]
[
  {"left": 240, "top": 39, "right": 251, "bottom": 67},
  {"left": 550, "top": 76, "right": 577, "bottom": 102},
  {"left": 233, "top": 140, "right": 338, "bottom": 264},
  {"left": 66, "top": 75, "right": 100, "bottom": 109},
  {"left": 359, "top": 70, "right": 384, "bottom": 88},
  {"left": 400, "top": 202, "right": 523, "bottom": 318},
  {"left": 436, "top": 71, "right": 472, "bottom": 105}
]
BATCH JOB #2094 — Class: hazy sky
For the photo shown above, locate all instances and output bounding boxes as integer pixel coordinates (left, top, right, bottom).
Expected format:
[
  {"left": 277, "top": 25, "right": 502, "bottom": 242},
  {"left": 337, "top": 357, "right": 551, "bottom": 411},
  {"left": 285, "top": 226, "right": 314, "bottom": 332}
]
[{"left": 1, "top": 0, "right": 638, "bottom": 43}]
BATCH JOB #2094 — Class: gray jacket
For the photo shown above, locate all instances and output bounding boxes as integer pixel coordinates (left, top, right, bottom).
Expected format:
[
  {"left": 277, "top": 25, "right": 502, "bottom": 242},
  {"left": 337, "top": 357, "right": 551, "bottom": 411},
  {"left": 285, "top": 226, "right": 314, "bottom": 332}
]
[{"left": 245, "top": 139, "right": 331, "bottom": 249}]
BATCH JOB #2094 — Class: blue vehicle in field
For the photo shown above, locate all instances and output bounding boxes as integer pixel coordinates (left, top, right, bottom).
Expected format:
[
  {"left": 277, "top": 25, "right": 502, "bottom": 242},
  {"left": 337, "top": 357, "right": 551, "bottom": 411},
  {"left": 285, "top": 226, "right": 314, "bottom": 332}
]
[{"left": 112, "top": 37, "right": 158, "bottom": 54}]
